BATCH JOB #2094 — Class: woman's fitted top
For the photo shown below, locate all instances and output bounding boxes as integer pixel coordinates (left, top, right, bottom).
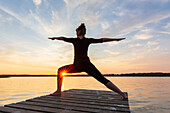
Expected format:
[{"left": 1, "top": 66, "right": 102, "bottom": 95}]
[{"left": 63, "top": 37, "right": 103, "bottom": 64}]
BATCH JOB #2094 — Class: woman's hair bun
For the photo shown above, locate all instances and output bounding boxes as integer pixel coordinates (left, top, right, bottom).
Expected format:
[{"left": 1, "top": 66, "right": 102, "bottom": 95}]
[{"left": 79, "top": 23, "right": 85, "bottom": 30}]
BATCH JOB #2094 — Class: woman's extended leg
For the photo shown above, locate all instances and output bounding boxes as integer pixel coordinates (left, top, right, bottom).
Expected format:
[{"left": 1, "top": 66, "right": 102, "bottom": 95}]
[
  {"left": 85, "top": 63, "right": 127, "bottom": 99},
  {"left": 50, "top": 64, "right": 77, "bottom": 96},
  {"left": 105, "top": 81, "right": 128, "bottom": 99}
]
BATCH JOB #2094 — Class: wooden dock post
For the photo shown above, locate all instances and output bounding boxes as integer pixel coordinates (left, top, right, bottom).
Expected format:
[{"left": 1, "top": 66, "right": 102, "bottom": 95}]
[{"left": 0, "top": 89, "right": 131, "bottom": 113}]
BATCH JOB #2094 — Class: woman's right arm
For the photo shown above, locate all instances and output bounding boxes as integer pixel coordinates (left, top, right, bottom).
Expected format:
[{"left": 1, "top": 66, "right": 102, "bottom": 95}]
[
  {"left": 48, "top": 37, "right": 74, "bottom": 43},
  {"left": 48, "top": 37, "right": 65, "bottom": 40}
]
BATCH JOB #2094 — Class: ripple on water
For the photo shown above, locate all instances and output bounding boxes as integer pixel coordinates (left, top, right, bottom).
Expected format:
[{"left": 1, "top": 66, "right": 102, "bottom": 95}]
[{"left": 0, "top": 77, "right": 170, "bottom": 113}]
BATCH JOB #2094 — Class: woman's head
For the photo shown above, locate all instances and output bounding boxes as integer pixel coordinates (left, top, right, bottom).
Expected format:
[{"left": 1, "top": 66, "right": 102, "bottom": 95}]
[{"left": 76, "top": 23, "right": 86, "bottom": 37}]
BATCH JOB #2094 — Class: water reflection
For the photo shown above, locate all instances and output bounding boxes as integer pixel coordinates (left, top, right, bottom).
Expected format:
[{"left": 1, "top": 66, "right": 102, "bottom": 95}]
[
  {"left": 0, "top": 77, "right": 56, "bottom": 105},
  {"left": 0, "top": 77, "right": 170, "bottom": 113}
]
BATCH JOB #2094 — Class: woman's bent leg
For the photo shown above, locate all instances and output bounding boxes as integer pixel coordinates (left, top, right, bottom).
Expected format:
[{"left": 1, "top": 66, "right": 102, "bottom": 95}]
[
  {"left": 57, "top": 64, "right": 77, "bottom": 91},
  {"left": 51, "top": 64, "right": 77, "bottom": 95},
  {"left": 56, "top": 75, "right": 63, "bottom": 93}
]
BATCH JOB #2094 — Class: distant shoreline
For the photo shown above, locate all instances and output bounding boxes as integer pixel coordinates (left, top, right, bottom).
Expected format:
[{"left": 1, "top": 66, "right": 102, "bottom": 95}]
[{"left": 0, "top": 73, "right": 170, "bottom": 77}]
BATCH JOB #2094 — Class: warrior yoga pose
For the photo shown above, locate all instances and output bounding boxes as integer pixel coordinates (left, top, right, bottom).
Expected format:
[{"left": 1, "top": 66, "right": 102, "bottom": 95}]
[{"left": 48, "top": 23, "right": 127, "bottom": 99}]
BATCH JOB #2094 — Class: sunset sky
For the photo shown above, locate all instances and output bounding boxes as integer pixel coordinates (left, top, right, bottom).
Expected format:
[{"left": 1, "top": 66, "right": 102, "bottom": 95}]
[{"left": 0, "top": 0, "right": 170, "bottom": 74}]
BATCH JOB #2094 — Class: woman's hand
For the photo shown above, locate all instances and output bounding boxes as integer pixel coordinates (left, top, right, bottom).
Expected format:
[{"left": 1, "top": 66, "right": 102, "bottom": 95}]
[
  {"left": 116, "top": 38, "right": 126, "bottom": 41},
  {"left": 48, "top": 37, "right": 56, "bottom": 40}
]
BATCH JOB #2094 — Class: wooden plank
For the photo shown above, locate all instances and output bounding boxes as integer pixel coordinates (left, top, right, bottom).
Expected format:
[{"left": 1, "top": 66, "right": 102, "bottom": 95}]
[
  {"left": 66, "top": 89, "right": 128, "bottom": 98},
  {"left": 0, "top": 106, "right": 43, "bottom": 113},
  {"left": 63, "top": 90, "right": 128, "bottom": 101},
  {"left": 35, "top": 95, "right": 128, "bottom": 106},
  {"left": 0, "top": 89, "right": 130, "bottom": 113},
  {"left": 28, "top": 97, "right": 129, "bottom": 108},
  {"left": 5, "top": 103, "right": 84, "bottom": 113},
  {"left": 46, "top": 95, "right": 125, "bottom": 102},
  {"left": 63, "top": 90, "right": 128, "bottom": 99},
  {"left": 42, "top": 95, "right": 128, "bottom": 105},
  {"left": 27, "top": 98, "right": 130, "bottom": 112},
  {"left": 7, "top": 101, "right": 130, "bottom": 113},
  {"left": 54, "top": 92, "right": 125, "bottom": 101},
  {"left": 63, "top": 90, "right": 128, "bottom": 97},
  {"left": 63, "top": 90, "right": 121, "bottom": 97},
  {"left": 68, "top": 89, "right": 118, "bottom": 94},
  {"left": 0, "top": 111, "right": 5, "bottom": 113}
]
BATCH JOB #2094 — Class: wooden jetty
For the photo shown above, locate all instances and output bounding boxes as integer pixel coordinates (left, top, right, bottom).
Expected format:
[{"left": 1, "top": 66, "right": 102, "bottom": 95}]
[{"left": 0, "top": 89, "right": 130, "bottom": 113}]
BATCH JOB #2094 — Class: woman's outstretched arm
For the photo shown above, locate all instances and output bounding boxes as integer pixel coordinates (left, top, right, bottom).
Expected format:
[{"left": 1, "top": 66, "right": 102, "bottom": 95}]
[
  {"left": 48, "top": 37, "right": 74, "bottom": 43},
  {"left": 48, "top": 37, "right": 65, "bottom": 40},
  {"left": 102, "top": 38, "right": 126, "bottom": 42}
]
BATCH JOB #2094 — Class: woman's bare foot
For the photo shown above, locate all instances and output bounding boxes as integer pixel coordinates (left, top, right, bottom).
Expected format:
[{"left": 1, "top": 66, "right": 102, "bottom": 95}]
[
  {"left": 121, "top": 92, "right": 128, "bottom": 100},
  {"left": 49, "top": 91, "right": 61, "bottom": 96}
]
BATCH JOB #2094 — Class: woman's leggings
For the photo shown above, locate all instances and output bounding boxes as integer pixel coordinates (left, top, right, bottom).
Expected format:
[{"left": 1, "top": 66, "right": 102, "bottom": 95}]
[{"left": 57, "top": 62, "right": 110, "bottom": 85}]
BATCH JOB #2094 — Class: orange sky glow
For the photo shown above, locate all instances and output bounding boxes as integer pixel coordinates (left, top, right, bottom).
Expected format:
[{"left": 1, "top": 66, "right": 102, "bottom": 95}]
[{"left": 0, "top": 1, "right": 170, "bottom": 75}]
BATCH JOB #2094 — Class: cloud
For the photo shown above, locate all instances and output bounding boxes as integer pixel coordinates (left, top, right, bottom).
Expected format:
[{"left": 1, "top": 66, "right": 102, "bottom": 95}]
[
  {"left": 134, "top": 34, "right": 153, "bottom": 40},
  {"left": 123, "top": 54, "right": 170, "bottom": 73},
  {"left": 101, "top": 53, "right": 170, "bottom": 74},
  {"left": 153, "top": 46, "right": 160, "bottom": 51},
  {"left": 146, "top": 41, "right": 158, "bottom": 46},
  {"left": 159, "top": 31, "right": 170, "bottom": 35},
  {"left": 101, "top": 13, "right": 170, "bottom": 37},
  {"left": 6, "top": 17, "right": 12, "bottom": 21},
  {"left": 0, "top": 8, "right": 15, "bottom": 24},
  {"left": 0, "top": 43, "right": 73, "bottom": 74},
  {"left": 0, "top": 5, "right": 22, "bottom": 22},
  {"left": 0, "top": 5, "right": 43, "bottom": 36},
  {"left": 0, "top": 0, "right": 170, "bottom": 74},
  {"left": 164, "top": 22, "right": 170, "bottom": 29},
  {"left": 0, "top": 4, "right": 68, "bottom": 38},
  {"left": 104, "top": 50, "right": 121, "bottom": 56},
  {"left": 97, "top": 0, "right": 170, "bottom": 37},
  {"left": 129, "top": 41, "right": 160, "bottom": 55},
  {"left": 32, "top": 0, "right": 42, "bottom": 6},
  {"left": 0, "top": 2, "right": 75, "bottom": 73},
  {"left": 63, "top": 0, "right": 113, "bottom": 34},
  {"left": 129, "top": 43, "right": 142, "bottom": 48},
  {"left": 133, "top": 28, "right": 154, "bottom": 40},
  {"left": 101, "top": 21, "right": 110, "bottom": 30}
]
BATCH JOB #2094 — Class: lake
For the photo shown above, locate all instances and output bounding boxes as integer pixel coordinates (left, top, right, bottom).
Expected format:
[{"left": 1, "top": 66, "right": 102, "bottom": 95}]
[{"left": 0, "top": 77, "right": 170, "bottom": 113}]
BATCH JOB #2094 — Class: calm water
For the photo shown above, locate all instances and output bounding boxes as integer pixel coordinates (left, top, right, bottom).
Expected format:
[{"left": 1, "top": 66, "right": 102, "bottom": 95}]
[{"left": 0, "top": 77, "right": 170, "bottom": 113}]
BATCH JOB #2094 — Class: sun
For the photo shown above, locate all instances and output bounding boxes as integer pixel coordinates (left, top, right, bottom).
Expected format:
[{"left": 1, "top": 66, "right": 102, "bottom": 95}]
[{"left": 62, "top": 72, "right": 66, "bottom": 76}]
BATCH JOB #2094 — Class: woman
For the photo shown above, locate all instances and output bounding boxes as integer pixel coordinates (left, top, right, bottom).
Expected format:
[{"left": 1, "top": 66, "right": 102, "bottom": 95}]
[{"left": 48, "top": 23, "right": 127, "bottom": 99}]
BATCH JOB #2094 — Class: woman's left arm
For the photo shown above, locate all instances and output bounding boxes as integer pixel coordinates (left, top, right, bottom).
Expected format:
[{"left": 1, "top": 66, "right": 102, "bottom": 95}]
[{"left": 101, "top": 38, "right": 126, "bottom": 42}]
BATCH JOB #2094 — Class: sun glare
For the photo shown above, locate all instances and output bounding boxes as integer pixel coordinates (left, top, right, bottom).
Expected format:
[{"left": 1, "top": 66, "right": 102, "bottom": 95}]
[{"left": 62, "top": 72, "right": 66, "bottom": 76}]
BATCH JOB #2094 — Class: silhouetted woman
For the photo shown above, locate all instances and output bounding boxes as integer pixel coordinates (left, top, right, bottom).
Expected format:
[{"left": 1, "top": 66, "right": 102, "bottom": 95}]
[{"left": 48, "top": 23, "right": 127, "bottom": 99}]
